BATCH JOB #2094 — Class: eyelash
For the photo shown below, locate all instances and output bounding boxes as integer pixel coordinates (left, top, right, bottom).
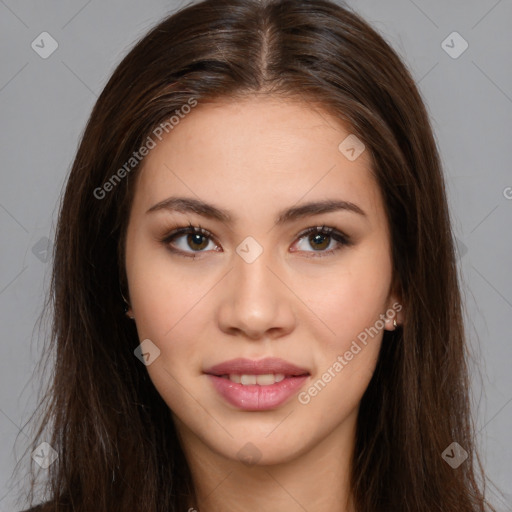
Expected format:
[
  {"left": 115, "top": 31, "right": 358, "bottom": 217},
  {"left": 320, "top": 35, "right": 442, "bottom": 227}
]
[{"left": 160, "top": 222, "right": 351, "bottom": 259}]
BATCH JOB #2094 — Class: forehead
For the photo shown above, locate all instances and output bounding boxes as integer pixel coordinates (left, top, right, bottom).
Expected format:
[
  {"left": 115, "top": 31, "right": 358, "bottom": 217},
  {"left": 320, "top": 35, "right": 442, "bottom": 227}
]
[{"left": 132, "top": 96, "right": 383, "bottom": 222}]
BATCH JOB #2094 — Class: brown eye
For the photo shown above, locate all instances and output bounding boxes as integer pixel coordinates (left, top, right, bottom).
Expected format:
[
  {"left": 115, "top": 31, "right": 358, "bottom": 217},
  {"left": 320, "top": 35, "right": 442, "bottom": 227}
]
[
  {"left": 162, "top": 225, "right": 219, "bottom": 256},
  {"left": 187, "top": 233, "right": 209, "bottom": 251},
  {"left": 292, "top": 225, "right": 351, "bottom": 257},
  {"left": 308, "top": 232, "right": 331, "bottom": 250}
]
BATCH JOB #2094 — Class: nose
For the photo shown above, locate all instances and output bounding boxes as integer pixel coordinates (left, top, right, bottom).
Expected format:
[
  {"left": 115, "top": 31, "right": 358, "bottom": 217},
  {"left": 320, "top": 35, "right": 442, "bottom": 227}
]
[{"left": 216, "top": 248, "right": 297, "bottom": 341}]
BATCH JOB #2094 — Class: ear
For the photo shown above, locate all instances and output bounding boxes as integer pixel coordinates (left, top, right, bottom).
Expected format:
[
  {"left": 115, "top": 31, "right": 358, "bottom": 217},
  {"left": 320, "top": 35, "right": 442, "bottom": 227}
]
[
  {"left": 384, "top": 277, "right": 404, "bottom": 331},
  {"left": 120, "top": 281, "right": 135, "bottom": 320}
]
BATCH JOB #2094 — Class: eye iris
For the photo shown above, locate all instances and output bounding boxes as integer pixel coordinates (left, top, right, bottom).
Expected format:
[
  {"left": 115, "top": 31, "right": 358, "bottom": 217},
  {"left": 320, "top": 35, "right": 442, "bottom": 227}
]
[
  {"left": 187, "top": 233, "right": 208, "bottom": 250},
  {"left": 309, "top": 233, "right": 330, "bottom": 250}
]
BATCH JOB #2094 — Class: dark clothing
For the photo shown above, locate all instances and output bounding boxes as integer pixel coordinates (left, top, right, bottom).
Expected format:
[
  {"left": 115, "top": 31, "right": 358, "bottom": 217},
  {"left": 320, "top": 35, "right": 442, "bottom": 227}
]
[{"left": 20, "top": 505, "right": 46, "bottom": 512}]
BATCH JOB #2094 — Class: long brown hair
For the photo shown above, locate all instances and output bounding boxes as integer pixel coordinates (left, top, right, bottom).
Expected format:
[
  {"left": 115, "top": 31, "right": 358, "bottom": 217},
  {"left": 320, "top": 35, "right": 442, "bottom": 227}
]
[{"left": 17, "top": 0, "right": 497, "bottom": 510}]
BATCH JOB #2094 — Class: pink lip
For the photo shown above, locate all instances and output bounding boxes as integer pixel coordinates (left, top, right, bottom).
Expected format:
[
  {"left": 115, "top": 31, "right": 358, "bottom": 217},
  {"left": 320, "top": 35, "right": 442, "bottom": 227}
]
[
  {"left": 204, "top": 358, "right": 310, "bottom": 411},
  {"left": 204, "top": 357, "right": 309, "bottom": 376}
]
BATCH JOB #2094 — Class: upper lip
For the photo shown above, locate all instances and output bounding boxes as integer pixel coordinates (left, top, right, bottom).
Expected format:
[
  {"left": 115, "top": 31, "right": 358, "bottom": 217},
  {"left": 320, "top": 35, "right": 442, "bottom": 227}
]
[{"left": 204, "top": 357, "right": 310, "bottom": 376}]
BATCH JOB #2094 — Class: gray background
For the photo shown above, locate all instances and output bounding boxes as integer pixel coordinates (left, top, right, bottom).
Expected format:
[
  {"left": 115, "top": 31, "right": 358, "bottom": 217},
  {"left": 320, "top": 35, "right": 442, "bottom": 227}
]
[{"left": 0, "top": 0, "right": 511, "bottom": 510}]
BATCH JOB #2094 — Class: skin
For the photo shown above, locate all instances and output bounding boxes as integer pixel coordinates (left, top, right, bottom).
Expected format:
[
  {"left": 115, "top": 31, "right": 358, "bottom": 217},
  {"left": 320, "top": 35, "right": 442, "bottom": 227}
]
[{"left": 124, "top": 96, "right": 403, "bottom": 512}]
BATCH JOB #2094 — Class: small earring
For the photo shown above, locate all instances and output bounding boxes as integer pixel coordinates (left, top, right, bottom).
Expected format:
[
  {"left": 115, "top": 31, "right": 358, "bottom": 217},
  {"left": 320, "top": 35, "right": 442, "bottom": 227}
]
[
  {"left": 393, "top": 319, "right": 398, "bottom": 330},
  {"left": 120, "top": 288, "right": 135, "bottom": 320}
]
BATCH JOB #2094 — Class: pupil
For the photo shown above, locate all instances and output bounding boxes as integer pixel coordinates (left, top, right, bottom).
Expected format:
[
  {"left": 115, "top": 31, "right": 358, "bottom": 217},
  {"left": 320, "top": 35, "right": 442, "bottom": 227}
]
[
  {"left": 310, "top": 233, "right": 329, "bottom": 250},
  {"left": 187, "top": 233, "right": 208, "bottom": 250}
]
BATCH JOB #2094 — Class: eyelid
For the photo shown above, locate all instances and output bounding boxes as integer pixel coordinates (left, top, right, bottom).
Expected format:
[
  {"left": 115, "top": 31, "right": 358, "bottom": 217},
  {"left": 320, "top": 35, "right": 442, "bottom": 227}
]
[
  {"left": 160, "top": 222, "right": 214, "bottom": 241},
  {"left": 296, "top": 225, "right": 335, "bottom": 238}
]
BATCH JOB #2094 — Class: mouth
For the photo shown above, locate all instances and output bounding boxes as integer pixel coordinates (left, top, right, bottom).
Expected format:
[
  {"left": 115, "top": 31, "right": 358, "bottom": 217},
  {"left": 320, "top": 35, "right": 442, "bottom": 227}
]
[
  {"left": 217, "top": 373, "right": 290, "bottom": 385},
  {"left": 204, "top": 358, "right": 310, "bottom": 410}
]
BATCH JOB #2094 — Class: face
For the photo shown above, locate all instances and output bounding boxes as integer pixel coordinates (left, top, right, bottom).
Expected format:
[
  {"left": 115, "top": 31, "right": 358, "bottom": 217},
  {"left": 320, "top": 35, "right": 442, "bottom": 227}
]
[{"left": 124, "top": 96, "right": 402, "bottom": 467}]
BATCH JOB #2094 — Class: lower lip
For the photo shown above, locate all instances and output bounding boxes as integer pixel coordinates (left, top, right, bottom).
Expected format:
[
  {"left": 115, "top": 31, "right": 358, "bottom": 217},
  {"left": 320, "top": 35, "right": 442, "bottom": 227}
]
[{"left": 206, "top": 374, "right": 309, "bottom": 410}]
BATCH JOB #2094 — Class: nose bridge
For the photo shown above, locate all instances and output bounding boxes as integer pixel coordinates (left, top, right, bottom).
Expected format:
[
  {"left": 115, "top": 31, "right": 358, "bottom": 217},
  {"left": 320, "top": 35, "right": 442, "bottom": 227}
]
[{"left": 235, "top": 246, "right": 276, "bottom": 301}]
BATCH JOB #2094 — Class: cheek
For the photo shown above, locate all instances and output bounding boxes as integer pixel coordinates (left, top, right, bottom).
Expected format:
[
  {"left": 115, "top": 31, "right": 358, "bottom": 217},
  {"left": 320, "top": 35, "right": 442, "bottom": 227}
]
[
  {"left": 299, "top": 254, "right": 392, "bottom": 351},
  {"left": 296, "top": 265, "right": 389, "bottom": 414},
  {"left": 132, "top": 281, "right": 207, "bottom": 376},
  {"left": 132, "top": 288, "right": 207, "bottom": 417},
  {"left": 126, "top": 251, "right": 214, "bottom": 401},
  {"left": 126, "top": 240, "right": 210, "bottom": 338}
]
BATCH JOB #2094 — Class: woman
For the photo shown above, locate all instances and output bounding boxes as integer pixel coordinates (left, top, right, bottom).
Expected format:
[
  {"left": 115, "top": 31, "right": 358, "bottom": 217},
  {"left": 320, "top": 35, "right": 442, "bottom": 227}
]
[{"left": 18, "top": 0, "right": 498, "bottom": 510}]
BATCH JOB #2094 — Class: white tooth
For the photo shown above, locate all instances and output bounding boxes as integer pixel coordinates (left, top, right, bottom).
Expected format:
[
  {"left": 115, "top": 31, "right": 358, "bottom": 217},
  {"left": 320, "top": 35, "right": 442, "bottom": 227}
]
[
  {"left": 256, "top": 374, "right": 276, "bottom": 386},
  {"left": 240, "top": 374, "right": 257, "bottom": 385},
  {"left": 274, "top": 373, "right": 285, "bottom": 383},
  {"left": 229, "top": 374, "right": 241, "bottom": 384}
]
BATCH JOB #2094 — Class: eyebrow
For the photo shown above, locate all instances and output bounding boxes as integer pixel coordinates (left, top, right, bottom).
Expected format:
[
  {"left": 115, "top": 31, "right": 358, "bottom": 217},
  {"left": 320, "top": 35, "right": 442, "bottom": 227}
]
[{"left": 146, "top": 196, "right": 366, "bottom": 224}]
